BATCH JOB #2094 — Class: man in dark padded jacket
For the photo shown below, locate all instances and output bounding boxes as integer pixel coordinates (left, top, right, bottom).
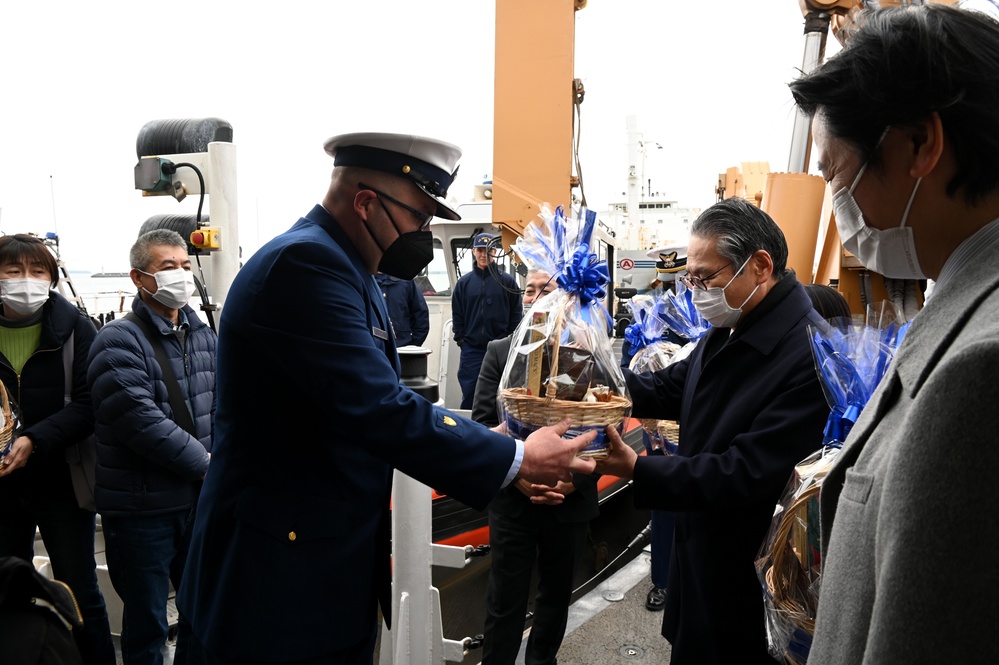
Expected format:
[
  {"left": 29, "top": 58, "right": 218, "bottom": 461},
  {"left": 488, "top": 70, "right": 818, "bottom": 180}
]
[{"left": 88, "top": 229, "right": 216, "bottom": 665}]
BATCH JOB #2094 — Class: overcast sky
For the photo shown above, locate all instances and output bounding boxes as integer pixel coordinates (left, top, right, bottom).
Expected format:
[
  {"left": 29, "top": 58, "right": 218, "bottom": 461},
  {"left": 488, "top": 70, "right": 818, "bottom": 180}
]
[{"left": 1, "top": 1, "right": 817, "bottom": 272}]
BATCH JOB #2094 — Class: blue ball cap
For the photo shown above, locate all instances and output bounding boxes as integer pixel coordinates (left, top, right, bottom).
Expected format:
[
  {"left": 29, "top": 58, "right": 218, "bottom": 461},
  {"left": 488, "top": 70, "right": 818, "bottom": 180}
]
[
  {"left": 324, "top": 132, "right": 462, "bottom": 220},
  {"left": 473, "top": 233, "right": 495, "bottom": 248}
]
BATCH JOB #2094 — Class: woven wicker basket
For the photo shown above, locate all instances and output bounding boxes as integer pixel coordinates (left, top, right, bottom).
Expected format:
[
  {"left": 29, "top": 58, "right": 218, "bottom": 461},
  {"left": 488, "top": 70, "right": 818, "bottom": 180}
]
[
  {"left": 500, "top": 387, "right": 631, "bottom": 459},
  {"left": 761, "top": 473, "right": 825, "bottom": 660},
  {"left": 765, "top": 487, "right": 819, "bottom": 629},
  {"left": 641, "top": 419, "right": 680, "bottom": 450},
  {"left": 0, "top": 381, "right": 16, "bottom": 461}
]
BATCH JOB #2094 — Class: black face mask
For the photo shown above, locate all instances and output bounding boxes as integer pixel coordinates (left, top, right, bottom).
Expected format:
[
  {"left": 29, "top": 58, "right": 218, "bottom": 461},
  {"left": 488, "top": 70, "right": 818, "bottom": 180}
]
[
  {"left": 378, "top": 230, "right": 433, "bottom": 280},
  {"left": 365, "top": 196, "right": 434, "bottom": 280}
]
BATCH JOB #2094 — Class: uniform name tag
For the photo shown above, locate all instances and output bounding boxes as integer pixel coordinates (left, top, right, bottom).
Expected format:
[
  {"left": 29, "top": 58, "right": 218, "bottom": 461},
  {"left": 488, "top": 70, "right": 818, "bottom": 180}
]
[{"left": 373, "top": 326, "right": 388, "bottom": 341}]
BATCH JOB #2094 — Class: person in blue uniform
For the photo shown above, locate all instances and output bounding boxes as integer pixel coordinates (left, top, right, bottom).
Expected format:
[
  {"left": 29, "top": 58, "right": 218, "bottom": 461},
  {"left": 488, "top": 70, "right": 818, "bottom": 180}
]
[
  {"left": 178, "top": 132, "right": 599, "bottom": 665},
  {"left": 472, "top": 268, "right": 598, "bottom": 665},
  {"left": 375, "top": 272, "right": 430, "bottom": 347},
  {"left": 452, "top": 233, "right": 521, "bottom": 409},
  {"left": 596, "top": 198, "right": 830, "bottom": 665}
]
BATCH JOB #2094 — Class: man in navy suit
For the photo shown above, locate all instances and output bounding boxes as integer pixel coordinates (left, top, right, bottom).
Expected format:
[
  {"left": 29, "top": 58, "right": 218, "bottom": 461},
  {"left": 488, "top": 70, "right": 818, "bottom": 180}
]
[{"left": 178, "top": 132, "right": 597, "bottom": 665}]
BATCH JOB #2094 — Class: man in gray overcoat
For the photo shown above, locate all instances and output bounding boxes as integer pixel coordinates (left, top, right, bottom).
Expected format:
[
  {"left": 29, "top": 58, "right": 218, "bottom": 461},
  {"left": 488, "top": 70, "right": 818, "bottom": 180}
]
[{"left": 790, "top": 5, "right": 999, "bottom": 663}]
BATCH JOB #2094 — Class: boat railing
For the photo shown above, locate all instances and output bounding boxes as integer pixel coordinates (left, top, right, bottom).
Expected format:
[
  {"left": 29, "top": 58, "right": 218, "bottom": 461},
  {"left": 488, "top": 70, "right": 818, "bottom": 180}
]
[{"left": 382, "top": 468, "right": 486, "bottom": 664}]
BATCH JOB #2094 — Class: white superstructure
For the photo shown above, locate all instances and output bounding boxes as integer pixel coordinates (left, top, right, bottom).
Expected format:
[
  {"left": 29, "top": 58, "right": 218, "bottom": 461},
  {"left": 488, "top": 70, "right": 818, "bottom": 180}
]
[
  {"left": 602, "top": 115, "right": 701, "bottom": 251},
  {"left": 602, "top": 197, "right": 700, "bottom": 251}
]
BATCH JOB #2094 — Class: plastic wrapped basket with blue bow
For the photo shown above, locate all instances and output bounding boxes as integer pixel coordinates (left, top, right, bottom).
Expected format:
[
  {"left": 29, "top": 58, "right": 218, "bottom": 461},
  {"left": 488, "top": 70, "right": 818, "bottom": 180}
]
[
  {"left": 756, "top": 311, "right": 911, "bottom": 664},
  {"left": 498, "top": 205, "right": 631, "bottom": 459}
]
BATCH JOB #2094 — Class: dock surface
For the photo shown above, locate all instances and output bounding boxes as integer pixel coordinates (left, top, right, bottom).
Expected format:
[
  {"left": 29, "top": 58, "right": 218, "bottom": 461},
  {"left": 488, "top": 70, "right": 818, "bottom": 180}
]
[{"left": 506, "top": 545, "right": 672, "bottom": 664}]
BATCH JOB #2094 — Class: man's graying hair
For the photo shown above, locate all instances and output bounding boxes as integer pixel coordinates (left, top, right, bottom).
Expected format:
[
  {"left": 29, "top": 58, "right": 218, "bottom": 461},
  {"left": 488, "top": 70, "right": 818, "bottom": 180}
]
[
  {"left": 130, "top": 229, "right": 187, "bottom": 271},
  {"left": 691, "top": 197, "right": 788, "bottom": 275}
]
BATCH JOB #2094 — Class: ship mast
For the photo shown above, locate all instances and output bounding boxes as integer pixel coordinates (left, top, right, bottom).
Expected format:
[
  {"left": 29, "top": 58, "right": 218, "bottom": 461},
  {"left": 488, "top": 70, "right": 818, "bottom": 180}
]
[{"left": 625, "top": 115, "right": 642, "bottom": 249}]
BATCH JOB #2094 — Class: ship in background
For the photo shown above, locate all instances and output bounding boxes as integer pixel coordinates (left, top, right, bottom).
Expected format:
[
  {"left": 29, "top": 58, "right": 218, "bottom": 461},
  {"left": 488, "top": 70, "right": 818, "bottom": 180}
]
[{"left": 601, "top": 115, "right": 701, "bottom": 253}]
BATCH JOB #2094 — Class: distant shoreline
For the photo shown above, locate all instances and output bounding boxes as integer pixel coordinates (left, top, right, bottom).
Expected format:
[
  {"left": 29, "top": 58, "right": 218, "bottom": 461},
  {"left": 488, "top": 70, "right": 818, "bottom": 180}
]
[{"left": 91, "top": 272, "right": 130, "bottom": 278}]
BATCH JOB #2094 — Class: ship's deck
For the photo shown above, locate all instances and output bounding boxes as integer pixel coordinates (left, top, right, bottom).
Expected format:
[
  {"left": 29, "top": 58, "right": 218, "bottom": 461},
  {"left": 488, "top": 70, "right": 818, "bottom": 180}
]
[{"left": 537, "top": 544, "right": 672, "bottom": 664}]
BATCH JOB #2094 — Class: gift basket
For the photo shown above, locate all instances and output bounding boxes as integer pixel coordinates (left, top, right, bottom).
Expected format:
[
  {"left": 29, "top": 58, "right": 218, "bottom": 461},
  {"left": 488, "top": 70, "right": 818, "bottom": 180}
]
[
  {"left": 756, "top": 305, "right": 912, "bottom": 664},
  {"left": 498, "top": 205, "right": 630, "bottom": 459},
  {"left": 0, "top": 381, "right": 17, "bottom": 463},
  {"left": 625, "top": 282, "right": 711, "bottom": 454}
]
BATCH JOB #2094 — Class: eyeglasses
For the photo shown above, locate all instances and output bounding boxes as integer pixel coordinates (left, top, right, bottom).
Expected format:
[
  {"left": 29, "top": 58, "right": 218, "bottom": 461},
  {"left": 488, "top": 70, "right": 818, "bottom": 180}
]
[
  {"left": 678, "top": 262, "right": 732, "bottom": 291},
  {"left": 358, "top": 182, "right": 435, "bottom": 231}
]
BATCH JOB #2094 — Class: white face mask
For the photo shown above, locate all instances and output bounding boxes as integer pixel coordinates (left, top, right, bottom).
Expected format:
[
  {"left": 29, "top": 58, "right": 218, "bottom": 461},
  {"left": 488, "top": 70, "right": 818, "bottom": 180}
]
[
  {"left": 690, "top": 255, "right": 759, "bottom": 329},
  {"left": 141, "top": 268, "right": 195, "bottom": 310},
  {"left": 0, "top": 278, "right": 51, "bottom": 316},
  {"left": 831, "top": 131, "right": 925, "bottom": 279}
]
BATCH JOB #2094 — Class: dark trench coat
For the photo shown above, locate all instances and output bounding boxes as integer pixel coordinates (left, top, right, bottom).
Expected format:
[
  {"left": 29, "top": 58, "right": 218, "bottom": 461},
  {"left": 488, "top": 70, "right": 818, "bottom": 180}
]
[{"left": 626, "top": 275, "right": 829, "bottom": 664}]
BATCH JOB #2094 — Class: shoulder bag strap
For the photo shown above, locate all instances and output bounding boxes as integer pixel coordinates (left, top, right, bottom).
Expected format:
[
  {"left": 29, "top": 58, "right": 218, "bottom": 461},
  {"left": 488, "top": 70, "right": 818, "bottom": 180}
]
[
  {"left": 123, "top": 312, "right": 197, "bottom": 437},
  {"left": 62, "top": 331, "right": 74, "bottom": 405}
]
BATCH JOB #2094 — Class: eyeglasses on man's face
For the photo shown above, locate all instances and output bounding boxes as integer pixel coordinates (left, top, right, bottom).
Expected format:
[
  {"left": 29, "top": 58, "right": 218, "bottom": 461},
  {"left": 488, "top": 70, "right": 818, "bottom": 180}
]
[
  {"left": 678, "top": 262, "right": 733, "bottom": 291},
  {"left": 358, "top": 182, "right": 435, "bottom": 231}
]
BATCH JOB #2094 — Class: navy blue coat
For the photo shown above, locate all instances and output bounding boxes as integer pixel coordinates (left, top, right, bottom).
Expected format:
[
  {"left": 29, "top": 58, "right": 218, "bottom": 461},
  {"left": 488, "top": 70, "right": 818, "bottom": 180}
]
[
  {"left": 0, "top": 292, "right": 96, "bottom": 504},
  {"left": 179, "top": 205, "right": 517, "bottom": 662},
  {"left": 87, "top": 296, "right": 215, "bottom": 516},
  {"left": 451, "top": 263, "right": 521, "bottom": 349},
  {"left": 374, "top": 273, "right": 430, "bottom": 346},
  {"left": 625, "top": 275, "right": 828, "bottom": 664}
]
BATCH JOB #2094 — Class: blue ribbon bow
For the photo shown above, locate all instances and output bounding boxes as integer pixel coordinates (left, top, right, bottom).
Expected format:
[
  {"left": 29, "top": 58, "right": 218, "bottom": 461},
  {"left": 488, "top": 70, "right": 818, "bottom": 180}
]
[
  {"left": 823, "top": 402, "right": 862, "bottom": 448},
  {"left": 556, "top": 244, "right": 609, "bottom": 306},
  {"left": 625, "top": 320, "right": 659, "bottom": 350}
]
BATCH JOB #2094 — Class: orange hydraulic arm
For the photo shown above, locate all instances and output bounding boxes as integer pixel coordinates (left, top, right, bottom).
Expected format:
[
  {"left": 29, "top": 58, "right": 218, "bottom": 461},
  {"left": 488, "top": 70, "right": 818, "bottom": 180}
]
[{"left": 492, "top": 0, "right": 585, "bottom": 252}]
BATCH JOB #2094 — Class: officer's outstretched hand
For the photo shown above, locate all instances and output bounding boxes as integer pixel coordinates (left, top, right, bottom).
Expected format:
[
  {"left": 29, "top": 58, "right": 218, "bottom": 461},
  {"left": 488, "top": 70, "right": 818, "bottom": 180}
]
[
  {"left": 518, "top": 418, "right": 597, "bottom": 486},
  {"left": 593, "top": 424, "right": 638, "bottom": 479}
]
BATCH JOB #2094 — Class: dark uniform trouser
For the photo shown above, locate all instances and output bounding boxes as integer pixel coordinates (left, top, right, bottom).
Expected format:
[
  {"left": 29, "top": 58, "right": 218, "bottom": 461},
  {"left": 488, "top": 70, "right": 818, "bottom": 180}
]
[
  {"left": 457, "top": 345, "right": 487, "bottom": 410},
  {"left": 483, "top": 507, "right": 589, "bottom": 665}
]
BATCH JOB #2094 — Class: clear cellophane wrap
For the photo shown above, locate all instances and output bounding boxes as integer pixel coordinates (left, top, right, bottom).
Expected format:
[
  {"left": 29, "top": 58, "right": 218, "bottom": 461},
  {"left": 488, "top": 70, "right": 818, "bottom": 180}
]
[
  {"left": 627, "top": 283, "right": 710, "bottom": 454},
  {"left": 498, "top": 205, "right": 630, "bottom": 459},
  {"left": 756, "top": 303, "right": 912, "bottom": 664}
]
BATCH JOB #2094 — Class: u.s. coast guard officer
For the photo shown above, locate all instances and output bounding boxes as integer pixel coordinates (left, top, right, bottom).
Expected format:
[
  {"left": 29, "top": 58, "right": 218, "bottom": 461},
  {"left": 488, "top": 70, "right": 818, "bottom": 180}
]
[
  {"left": 451, "top": 232, "right": 521, "bottom": 408},
  {"left": 178, "top": 132, "right": 598, "bottom": 665}
]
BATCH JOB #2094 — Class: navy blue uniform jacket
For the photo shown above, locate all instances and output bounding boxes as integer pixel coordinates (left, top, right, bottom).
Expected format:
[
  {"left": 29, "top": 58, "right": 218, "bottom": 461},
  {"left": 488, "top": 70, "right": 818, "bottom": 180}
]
[
  {"left": 179, "top": 205, "right": 517, "bottom": 662},
  {"left": 626, "top": 275, "right": 828, "bottom": 664},
  {"left": 451, "top": 263, "right": 520, "bottom": 349},
  {"left": 374, "top": 272, "right": 429, "bottom": 347}
]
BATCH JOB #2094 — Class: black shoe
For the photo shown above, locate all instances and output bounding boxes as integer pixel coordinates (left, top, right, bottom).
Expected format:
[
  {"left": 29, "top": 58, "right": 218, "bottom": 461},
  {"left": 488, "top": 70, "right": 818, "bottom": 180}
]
[{"left": 645, "top": 586, "right": 666, "bottom": 611}]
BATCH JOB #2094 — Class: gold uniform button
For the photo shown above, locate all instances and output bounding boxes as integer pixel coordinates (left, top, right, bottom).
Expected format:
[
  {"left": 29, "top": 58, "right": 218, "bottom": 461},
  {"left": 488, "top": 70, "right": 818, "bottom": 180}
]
[
  {"left": 402, "top": 165, "right": 411, "bottom": 174},
  {"left": 288, "top": 531, "right": 297, "bottom": 542}
]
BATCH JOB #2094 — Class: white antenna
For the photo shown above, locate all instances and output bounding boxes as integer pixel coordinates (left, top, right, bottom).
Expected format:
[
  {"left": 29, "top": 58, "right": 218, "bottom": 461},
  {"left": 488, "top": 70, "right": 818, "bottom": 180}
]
[{"left": 49, "top": 175, "right": 58, "bottom": 233}]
